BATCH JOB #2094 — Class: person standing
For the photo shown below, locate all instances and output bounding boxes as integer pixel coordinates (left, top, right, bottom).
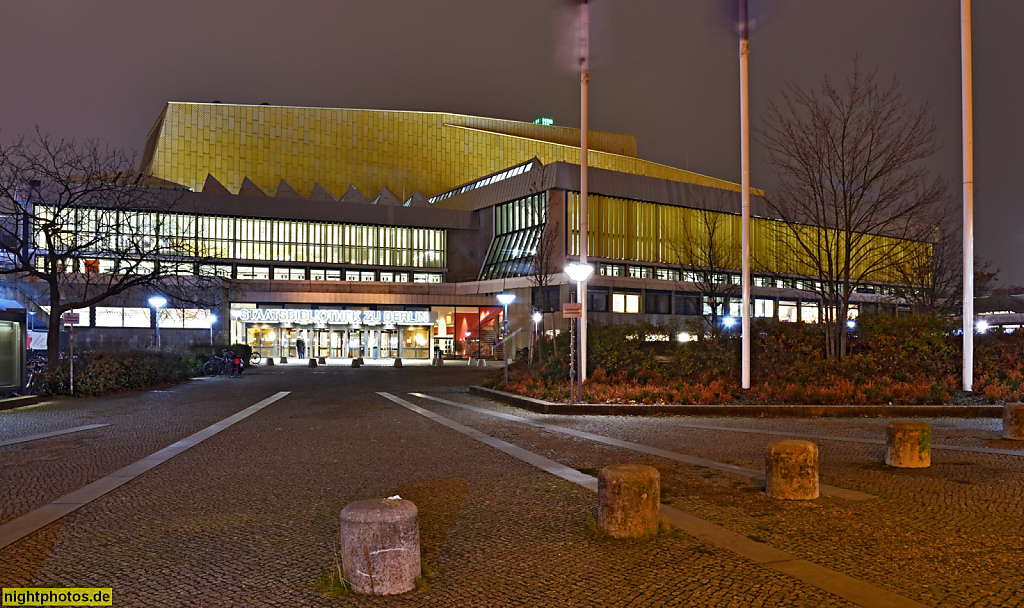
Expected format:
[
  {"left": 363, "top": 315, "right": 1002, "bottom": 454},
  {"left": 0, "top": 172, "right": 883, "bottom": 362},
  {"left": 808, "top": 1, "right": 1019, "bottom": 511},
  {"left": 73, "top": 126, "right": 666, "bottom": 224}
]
[{"left": 297, "top": 336, "right": 306, "bottom": 359}]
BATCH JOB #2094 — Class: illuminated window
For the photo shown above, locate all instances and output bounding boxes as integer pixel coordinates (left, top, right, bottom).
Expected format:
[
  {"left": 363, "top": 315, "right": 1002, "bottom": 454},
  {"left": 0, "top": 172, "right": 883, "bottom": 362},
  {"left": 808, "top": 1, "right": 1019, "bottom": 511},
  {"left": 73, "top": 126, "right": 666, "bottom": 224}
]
[
  {"left": 779, "top": 301, "right": 798, "bottom": 322},
  {"left": 612, "top": 293, "right": 640, "bottom": 314},
  {"left": 754, "top": 298, "right": 775, "bottom": 318},
  {"left": 237, "top": 266, "right": 270, "bottom": 280},
  {"left": 413, "top": 272, "right": 442, "bottom": 284},
  {"left": 360, "top": 271, "right": 376, "bottom": 282}
]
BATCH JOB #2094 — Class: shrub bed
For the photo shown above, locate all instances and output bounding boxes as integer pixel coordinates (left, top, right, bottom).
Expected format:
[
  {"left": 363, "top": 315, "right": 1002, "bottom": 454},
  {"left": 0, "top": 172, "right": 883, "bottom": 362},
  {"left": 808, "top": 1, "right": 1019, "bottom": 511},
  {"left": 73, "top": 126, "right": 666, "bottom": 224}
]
[
  {"left": 488, "top": 314, "right": 1024, "bottom": 405},
  {"left": 35, "top": 349, "right": 207, "bottom": 397}
]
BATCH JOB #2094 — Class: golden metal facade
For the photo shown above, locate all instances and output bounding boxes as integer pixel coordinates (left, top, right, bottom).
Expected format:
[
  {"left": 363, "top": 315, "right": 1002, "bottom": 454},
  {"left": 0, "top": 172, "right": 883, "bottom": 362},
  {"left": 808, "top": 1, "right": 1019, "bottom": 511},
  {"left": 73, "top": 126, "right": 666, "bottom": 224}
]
[
  {"left": 567, "top": 193, "right": 925, "bottom": 283},
  {"left": 141, "top": 102, "right": 747, "bottom": 199}
]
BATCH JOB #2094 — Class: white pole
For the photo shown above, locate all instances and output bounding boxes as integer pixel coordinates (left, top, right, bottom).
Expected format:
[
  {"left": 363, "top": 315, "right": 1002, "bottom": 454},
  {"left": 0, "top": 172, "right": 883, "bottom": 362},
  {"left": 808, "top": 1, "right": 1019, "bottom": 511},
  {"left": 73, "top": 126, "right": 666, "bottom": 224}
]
[
  {"left": 579, "top": 0, "right": 590, "bottom": 384},
  {"left": 739, "top": 0, "right": 751, "bottom": 390},
  {"left": 962, "top": 0, "right": 974, "bottom": 391}
]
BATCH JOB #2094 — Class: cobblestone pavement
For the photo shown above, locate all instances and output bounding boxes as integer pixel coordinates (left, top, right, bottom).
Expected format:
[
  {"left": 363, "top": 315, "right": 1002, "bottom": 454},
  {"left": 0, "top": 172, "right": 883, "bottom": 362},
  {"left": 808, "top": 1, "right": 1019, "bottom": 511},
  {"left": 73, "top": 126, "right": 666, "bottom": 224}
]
[
  {"left": 0, "top": 366, "right": 1012, "bottom": 606},
  {"left": 409, "top": 389, "right": 1024, "bottom": 608}
]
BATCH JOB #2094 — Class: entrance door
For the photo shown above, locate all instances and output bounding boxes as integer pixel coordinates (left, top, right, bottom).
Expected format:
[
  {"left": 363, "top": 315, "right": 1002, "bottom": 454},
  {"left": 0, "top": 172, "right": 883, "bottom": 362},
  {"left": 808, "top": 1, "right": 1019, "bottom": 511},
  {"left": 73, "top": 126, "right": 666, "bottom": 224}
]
[
  {"left": 379, "top": 330, "right": 399, "bottom": 358},
  {"left": 311, "top": 329, "right": 332, "bottom": 358}
]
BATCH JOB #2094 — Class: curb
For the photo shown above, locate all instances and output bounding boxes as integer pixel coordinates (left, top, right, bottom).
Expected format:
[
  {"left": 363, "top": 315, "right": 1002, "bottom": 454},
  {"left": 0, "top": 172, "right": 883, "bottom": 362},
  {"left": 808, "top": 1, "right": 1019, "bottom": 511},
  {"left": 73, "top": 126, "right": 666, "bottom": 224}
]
[
  {"left": 469, "top": 386, "right": 1002, "bottom": 418},
  {"left": 0, "top": 395, "right": 41, "bottom": 411}
]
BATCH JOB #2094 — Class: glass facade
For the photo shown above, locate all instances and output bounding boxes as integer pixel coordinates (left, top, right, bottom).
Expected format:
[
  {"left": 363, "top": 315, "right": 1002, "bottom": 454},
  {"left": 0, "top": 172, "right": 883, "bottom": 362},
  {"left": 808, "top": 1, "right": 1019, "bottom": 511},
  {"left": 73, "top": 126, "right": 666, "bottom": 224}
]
[
  {"left": 36, "top": 205, "right": 446, "bottom": 275},
  {"left": 480, "top": 194, "right": 547, "bottom": 280}
]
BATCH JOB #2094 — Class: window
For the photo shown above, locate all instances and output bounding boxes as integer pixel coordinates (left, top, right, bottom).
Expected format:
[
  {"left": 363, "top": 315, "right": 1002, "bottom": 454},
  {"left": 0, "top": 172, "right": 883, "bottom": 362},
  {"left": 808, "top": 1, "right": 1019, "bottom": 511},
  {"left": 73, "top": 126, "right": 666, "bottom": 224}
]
[
  {"left": 800, "top": 301, "right": 820, "bottom": 323},
  {"left": 644, "top": 291, "right": 670, "bottom": 314},
  {"left": 587, "top": 289, "right": 609, "bottom": 313},
  {"left": 199, "top": 264, "right": 233, "bottom": 278},
  {"left": 360, "top": 271, "right": 376, "bottom": 282},
  {"left": 480, "top": 194, "right": 547, "bottom": 280},
  {"left": 612, "top": 293, "right": 640, "bottom": 314},
  {"left": 159, "top": 309, "right": 214, "bottom": 329},
  {"left": 600, "top": 263, "right": 625, "bottom": 277},
  {"left": 675, "top": 293, "right": 700, "bottom": 316},
  {"left": 237, "top": 266, "right": 270, "bottom": 280},
  {"left": 274, "top": 267, "right": 306, "bottom": 280},
  {"left": 754, "top": 298, "right": 775, "bottom": 318},
  {"left": 779, "top": 301, "right": 798, "bottom": 322},
  {"left": 753, "top": 276, "right": 772, "bottom": 287},
  {"left": 656, "top": 268, "right": 679, "bottom": 281},
  {"left": 379, "top": 272, "right": 394, "bottom": 282},
  {"left": 345, "top": 270, "right": 361, "bottom": 281},
  {"left": 310, "top": 269, "right": 342, "bottom": 281},
  {"left": 629, "top": 266, "right": 654, "bottom": 279},
  {"left": 413, "top": 272, "right": 442, "bottom": 284}
]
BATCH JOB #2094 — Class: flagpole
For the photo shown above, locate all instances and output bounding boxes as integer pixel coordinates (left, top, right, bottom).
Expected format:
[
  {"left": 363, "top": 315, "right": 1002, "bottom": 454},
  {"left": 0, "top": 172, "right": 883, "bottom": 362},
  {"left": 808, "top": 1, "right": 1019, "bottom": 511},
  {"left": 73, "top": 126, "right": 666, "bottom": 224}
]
[{"left": 739, "top": 0, "right": 752, "bottom": 390}]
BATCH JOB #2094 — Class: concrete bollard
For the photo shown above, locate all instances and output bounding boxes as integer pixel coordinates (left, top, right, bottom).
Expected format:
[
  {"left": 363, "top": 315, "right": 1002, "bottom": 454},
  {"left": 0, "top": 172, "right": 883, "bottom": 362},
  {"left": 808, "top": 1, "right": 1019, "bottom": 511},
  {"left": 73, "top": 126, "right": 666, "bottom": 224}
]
[
  {"left": 886, "top": 420, "right": 931, "bottom": 468},
  {"left": 1003, "top": 403, "right": 1024, "bottom": 440},
  {"left": 597, "top": 464, "right": 660, "bottom": 539},
  {"left": 339, "top": 497, "right": 420, "bottom": 595},
  {"left": 318, "top": 357, "right": 327, "bottom": 365},
  {"left": 765, "top": 440, "right": 819, "bottom": 500},
  {"left": 279, "top": 356, "right": 288, "bottom": 364},
  {"left": 308, "top": 358, "right": 318, "bottom": 367},
  {"left": 432, "top": 357, "right": 444, "bottom": 367},
  {"left": 476, "top": 358, "right": 486, "bottom": 367},
  {"left": 351, "top": 358, "right": 362, "bottom": 368},
  {"left": 265, "top": 357, "right": 274, "bottom": 366},
  {"left": 394, "top": 358, "right": 403, "bottom": 368}
]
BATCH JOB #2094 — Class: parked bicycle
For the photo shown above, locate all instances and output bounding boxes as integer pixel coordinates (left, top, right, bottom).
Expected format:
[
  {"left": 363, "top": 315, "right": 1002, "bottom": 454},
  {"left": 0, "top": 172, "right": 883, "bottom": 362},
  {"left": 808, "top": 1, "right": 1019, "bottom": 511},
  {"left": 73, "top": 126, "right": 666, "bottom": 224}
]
[
  {"left": 249, "top": 350, "right": 261, "bottom": 365},
  {"left": 24, "top": 353, "right": 47, "bottom": 394},
  {"left": 203, "top": 349, "right": 244, "bottom": 378}
]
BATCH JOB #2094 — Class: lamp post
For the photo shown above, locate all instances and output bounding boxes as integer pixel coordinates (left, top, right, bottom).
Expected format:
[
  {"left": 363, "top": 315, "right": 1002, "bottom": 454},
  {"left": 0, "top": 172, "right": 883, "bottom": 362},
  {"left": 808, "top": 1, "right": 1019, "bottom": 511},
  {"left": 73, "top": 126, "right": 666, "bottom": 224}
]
[
  {"left": 531, "top": 310, "right": 543, "bottom": 365},
  {"left": 565, "top": 263, "right": 593, "bottom": 401},
  {"left": 962, "top": 0, "right": 974, "bottom": 391},
  {"left": 148, "top": 295, "right": 167, "bottom": 349},
  {"left": 497, "top": 292, "right": 516, "bottom": 382},
  {"left": 208, "top": 313, "right": 217, "bottom": 346}
]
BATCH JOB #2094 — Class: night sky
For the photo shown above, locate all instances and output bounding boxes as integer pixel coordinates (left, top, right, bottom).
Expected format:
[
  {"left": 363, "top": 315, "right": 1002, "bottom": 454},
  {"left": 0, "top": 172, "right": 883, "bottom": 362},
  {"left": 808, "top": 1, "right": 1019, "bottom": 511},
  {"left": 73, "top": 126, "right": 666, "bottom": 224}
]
[{"left": 1, "top": 1, "right": 1020, "bottom": 283}]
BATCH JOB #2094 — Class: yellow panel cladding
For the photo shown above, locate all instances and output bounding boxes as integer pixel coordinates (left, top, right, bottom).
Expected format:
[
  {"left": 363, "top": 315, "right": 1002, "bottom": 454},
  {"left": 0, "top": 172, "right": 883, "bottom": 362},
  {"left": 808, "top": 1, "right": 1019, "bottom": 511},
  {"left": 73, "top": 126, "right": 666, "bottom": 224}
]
[
  {"left": 140, "top": 102, "right": 747, "bottom": 199},
  {"left": 566, "top": 193, "right": 927, "bottom": 283}
]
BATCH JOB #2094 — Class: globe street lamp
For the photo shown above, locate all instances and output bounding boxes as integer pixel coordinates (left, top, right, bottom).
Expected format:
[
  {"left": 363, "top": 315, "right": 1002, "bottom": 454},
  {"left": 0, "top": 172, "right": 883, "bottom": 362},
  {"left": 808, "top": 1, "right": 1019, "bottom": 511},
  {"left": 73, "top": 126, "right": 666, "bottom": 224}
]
[
  {"left": 564, "top": 263, "right": 593, "bottom": 402},
  {"left": 208, "top": 313, "right": 217, "bottom": 346},
  {"left": 496, "top": 292, "right": 516, "bottom": 382},
  {"left": 531, "top": 310, "right": 543, "bottom": 365},
  {"left": 148, "top": 296, "right": 167, "bottom": 349}
]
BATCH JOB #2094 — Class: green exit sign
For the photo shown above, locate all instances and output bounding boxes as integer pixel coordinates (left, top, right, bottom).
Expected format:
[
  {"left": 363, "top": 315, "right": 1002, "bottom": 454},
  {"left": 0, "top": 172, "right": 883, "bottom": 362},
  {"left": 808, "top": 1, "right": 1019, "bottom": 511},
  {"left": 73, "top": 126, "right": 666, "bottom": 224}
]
[{"left": 533, "top": 117, "right": 554, "bottom": 126}]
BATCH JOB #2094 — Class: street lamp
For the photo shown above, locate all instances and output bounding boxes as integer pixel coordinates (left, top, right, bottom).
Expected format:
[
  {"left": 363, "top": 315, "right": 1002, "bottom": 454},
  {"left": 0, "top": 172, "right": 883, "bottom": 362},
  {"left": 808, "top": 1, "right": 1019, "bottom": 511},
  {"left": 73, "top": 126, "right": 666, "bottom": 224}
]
[
  {"left": 497, "top": 292, "right": 516, "bottom": 382},
  {"left": 148, "top": 295, "right": 167, "bottom": 349},
  {"left": 531, "top": 310, "right": 543, "bottom": 365},
  {"left": 208, "top": 313, "right": 217, "bottom": 346},
  {"left": 564, "top": 263, "right": 593, "bottom": 401}
]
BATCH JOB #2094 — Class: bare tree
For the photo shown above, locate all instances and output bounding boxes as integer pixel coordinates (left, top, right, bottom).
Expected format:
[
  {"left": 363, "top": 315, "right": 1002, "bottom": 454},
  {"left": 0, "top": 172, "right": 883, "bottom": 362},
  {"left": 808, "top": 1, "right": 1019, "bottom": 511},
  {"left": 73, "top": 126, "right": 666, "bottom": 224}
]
[
  {"left": 527, "top": 213, "right": 560, "bottom": 362},
  {"left": 0, "top": 131, "right": 218, "bottom": 364},
  {"left": 666, "top": 187, "right": 741, "bottom": 338},
  {"left": 758, "top": 63, "right": 947, "bottom": 359}
]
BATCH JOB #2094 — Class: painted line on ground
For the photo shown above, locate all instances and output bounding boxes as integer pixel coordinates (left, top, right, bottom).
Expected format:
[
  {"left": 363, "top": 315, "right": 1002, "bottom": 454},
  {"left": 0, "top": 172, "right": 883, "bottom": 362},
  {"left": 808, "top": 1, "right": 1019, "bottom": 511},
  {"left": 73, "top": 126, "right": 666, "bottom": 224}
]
[
  {"left": 0, "top": 391, "right": 290, "bottom": 551},
  {"left": 409, "top": 392, "right": 874, "bottom": 502},
  {"left": 382, "top": 392, "right": 923, "bottom": 608},
  {"left": 0, "top": 424, "right": 110, "bottom": 448},
  {"left": 648, "top": 420, "right": 1024, "bottom": 458}
]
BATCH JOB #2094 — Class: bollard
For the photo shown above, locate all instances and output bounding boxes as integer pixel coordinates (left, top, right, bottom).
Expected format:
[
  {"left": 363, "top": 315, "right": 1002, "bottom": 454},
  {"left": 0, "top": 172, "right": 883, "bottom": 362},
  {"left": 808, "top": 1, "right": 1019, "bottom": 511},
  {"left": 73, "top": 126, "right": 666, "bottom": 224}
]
[
  {"left": 432, "top": 357, "right": 444, "bottom": 367},
  {"left": 279, "top": 356, "right": 288, "bottom": 364},
  {"left": 476, "top": 358, "right": 486, "bottom": 367},
  {"left": 1003, "top": 403, "right": 1024, "bottom": 440},
  {"left": 765, "top": 440, "right": 819, "bottom": 500},
  {"left": 318, "top": 356, "right": 327, "bottom": 365},
  {"left": 351, "top": 358, "right": 362, "bottom": 368},
  {"left": 339, "top": 497, "right": 420, "bottom": 595},
  {"left": 597, "top": 464, "right": 660, "bottom": 539},
  {"left": 394, "top": 358, "right": 403, "bottom": 368},
  {"left": 885, "top": 420, "right": 931, "bottom": 468},
  {"left": 467, "top": 357, "right": 475, "bottom": 366},
  {"left": 308, "top": 358, "right": 318, "bottom": 367},
  {"left": 265, "top": 357, "right": 274, "bottom": 366}
]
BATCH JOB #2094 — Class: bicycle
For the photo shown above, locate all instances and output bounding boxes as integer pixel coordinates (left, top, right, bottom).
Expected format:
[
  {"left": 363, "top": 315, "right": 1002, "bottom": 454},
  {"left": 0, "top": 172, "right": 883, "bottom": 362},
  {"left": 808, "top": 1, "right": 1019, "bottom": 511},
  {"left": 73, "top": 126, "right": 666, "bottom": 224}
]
[
  {"left": 203, "top": 350, "right": 243, "bottom": 378},
  {"left": 249, "top": 351, "right": 261, "bottom": 365}
]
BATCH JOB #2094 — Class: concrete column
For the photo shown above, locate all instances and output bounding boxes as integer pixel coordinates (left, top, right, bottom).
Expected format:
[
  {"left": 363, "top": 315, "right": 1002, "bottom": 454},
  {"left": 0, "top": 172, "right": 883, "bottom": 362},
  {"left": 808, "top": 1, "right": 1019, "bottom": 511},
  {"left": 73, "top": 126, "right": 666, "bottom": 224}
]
[
  {"left": 1003, "top": 403, "right": 1024, "bottom": 440},
  {"left": 886, "top": 420, "right": 931, "bottom": 468},
  {"left": 597, "top": 464, "right": 660, "bottom": 538},
  {"left": 339, "top": 497, "right": 420, "bottom": 595},
  {"left": 765, "top": 440, "right": 819, "bottom": 500}
]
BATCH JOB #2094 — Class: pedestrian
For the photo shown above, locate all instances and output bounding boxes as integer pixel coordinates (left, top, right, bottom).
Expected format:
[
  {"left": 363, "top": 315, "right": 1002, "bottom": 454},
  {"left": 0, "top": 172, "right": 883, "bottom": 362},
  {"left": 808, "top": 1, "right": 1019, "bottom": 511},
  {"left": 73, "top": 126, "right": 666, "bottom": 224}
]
[{"left": 297, "top": 337, "right": 306, "bottom": 358}]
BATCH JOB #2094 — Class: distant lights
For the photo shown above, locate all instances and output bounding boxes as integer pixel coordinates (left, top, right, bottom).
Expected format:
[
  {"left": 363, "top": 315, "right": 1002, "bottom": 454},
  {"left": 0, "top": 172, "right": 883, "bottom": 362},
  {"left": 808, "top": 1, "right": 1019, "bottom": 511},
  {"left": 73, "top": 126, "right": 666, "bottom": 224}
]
[
  {"left": 533, "top": 117, "right": 555, "bottom": 126},
  {"left": 976, "top": 320, "right": 990, "bottom": 333}
]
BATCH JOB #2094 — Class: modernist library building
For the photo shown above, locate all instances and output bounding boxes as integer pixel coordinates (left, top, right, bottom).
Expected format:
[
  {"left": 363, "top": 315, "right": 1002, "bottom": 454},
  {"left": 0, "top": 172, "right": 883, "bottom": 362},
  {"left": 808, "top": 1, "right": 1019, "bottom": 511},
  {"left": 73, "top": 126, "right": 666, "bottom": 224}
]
[{"left": 25, "top": 102, "right": 920, "bottom": 361}]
